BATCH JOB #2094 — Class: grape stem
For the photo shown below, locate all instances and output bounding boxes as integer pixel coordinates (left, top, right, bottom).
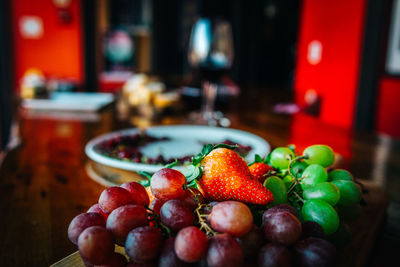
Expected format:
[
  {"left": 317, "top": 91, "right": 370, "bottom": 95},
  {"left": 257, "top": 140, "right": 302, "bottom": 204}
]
[
  {"left": 145, "top": 207, "right": 172, "bottom": 237},
  {"left": 263, "top": 170, "right": 277, "bottom": 178},
  {"left": 195, "top": 204, "right": 216, "bottom": 237},
  {"left": 188, "top": 187, "right": 203, "bottom": 205},
  {"left": 145, "top": 206, "right": 156, "bottom": 214},
  {"left": 286, "top": 155, "right": 307, "bottom": 202},
  {"left": 293, "top": 191, "right": 305, "bottom": 204},
  {"left": 159, "top": 221, "right": 172, "bottom": 236},
  {"left": 287, "top": 155, "right": 307, "bottom": 182},
  {"left": 145, "top": 207, "right": 162, "bottom": 221}
]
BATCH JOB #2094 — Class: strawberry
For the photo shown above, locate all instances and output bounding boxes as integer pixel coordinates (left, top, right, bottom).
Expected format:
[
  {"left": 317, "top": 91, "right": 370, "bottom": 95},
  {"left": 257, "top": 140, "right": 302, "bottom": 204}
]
[
  {"left": 249, "top": 162, "right": 274, "bottom": 183},
  {"left": 191, "top": 145, "right": 273, "bottom": 205}
]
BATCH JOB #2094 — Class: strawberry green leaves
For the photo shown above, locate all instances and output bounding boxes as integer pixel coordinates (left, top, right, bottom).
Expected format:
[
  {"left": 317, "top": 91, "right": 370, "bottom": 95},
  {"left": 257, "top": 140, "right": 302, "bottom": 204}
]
[
  {"left": 188, "top": 143, "right": 237, "bottom": 188},
  {"left": 248, "top": 154, "right": 264, "bottom": 166},
  {"left": 192, "top": 143, "right": 238, "bottom": 166},
  {"left": 254, "top": 154, "right": 264, "bottom": 163},
  {"left": 164, "top": 159, "right": 179, "bottom": 169},
  {"left": 140, "top": 143, "right": 239, "bottom": 189},
  {"left": 182, "top": 165, "right": 203, "bottom": 188},
  {"left": 248, "top": 153, "right": 272, "bottom": 166},
  {"left": 138, "top": 171, "right": 152, "bottom": 187}
]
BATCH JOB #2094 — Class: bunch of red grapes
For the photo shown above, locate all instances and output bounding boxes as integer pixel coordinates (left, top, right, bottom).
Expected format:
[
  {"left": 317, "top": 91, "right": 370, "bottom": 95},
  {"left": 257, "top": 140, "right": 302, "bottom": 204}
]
[{"left": 68, "top": 168, "right": 336, "bottom": 267}]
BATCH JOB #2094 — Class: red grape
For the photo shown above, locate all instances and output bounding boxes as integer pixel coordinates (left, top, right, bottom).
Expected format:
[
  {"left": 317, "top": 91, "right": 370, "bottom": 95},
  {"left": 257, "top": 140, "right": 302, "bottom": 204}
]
[
  {"left": 150, "top": 168, "right": 187, "bottom": 201},
  {"left": 149, "top": 198, "right": 167, "bottom": 215},
  {"left": 301, "top": 221, "right": 325, "bottom": 239},
  {"left": 258, "top": 243, "right": 291, "bottom": 267},
  {"left": 106, "top": 204, "right": 148, "bottom": 245},
  {"left": 121, "top": 182, "right": 150, "bottom": 207},
  {"left": 174, "top": 226, "right": 208, "bottom": 263},
  {"left": 180, "top": 188, "right": 204, "bottom": 210},
  {"left": 206, "top": 234, "right": 243, "bottom": 267},
  {"left": 87, "top": 204, "right": 109, "bottom": 220},
  {"left": 158, "top": 237, "right": 191, "bottom": 267},
  {"left": 80, "top": 254, "right": 95, "bottom": 267},
  {"left": 238, "top": 225, "right": 265, "bottom": 260},
  {"left": 96, "top": 252, "right": 128, "bottom": 267},
  {"left": 78, "top": 226, "right": 114, "bottom": 265},
  {"left": 293, "top": 237, "right": 336, "bottom": 267},
  {"left": 196, "top": 259, "right": 208, "bottom": 267},
  {"left": 68, "top": 212, "right": 106, "bottom": 245},
  {"left": 99, "top": 187, "right": 135, "bottom": 213},
  {"left": 209, "top": 201, "right": 220, "bottom": 207},
  {"left": 160, "top": 200, "right": 195, "bottom": 232},
  {"left": 263, "top": 211, "right": 302, "bottom": 245},
  {"left": 126, "top": 261, "right": 157, "bottom": 267},
  {"left": 210, "top": 201, "right": 253, "bottom": 237},
  {"left": 263, "top": 204, "right": 298, "bottom": 223},
  {"left": 125, "top": 226, "right": 163, "bottom": 263}
]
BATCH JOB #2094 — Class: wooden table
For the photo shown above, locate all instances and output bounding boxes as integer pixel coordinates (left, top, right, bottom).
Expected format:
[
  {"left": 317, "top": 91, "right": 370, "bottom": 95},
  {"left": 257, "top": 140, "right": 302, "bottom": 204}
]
[{"left": 0, "top": 90, "right": 395, "bottom": 266}]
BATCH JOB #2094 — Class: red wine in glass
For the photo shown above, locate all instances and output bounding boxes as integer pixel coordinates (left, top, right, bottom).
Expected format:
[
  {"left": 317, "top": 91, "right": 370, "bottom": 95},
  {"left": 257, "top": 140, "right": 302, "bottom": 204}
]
[
  {"left": 188, "top": 18, "right": 234, "bottom": 125},
  {"left": 198, "top": 66, "right": 229, "bottom": 83}
]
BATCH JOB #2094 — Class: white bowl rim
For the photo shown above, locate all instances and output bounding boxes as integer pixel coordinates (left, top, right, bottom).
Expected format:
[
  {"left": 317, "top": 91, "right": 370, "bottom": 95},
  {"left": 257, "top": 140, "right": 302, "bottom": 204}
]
[{"left": 85, "top": 125, "right": 270, "bottom": 173}]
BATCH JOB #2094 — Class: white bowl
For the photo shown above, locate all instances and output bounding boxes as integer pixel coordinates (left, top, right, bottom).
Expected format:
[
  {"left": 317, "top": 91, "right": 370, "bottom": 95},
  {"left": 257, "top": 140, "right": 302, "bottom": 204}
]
[{"left": 85, "top": 125, "right": 270, "bottom": 174}]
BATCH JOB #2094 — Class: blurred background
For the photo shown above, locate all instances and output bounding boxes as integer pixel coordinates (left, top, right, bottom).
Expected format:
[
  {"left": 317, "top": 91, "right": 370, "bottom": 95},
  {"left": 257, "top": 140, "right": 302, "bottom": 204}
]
[{"left": 1, "top": 0, "right": 400, "bottom": 150}]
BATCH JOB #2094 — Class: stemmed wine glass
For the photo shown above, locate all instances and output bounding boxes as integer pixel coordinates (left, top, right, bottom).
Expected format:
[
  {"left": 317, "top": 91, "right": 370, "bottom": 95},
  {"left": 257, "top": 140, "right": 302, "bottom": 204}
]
[{"left": 188, "top": 18, "right": 234, "bottom": 126}]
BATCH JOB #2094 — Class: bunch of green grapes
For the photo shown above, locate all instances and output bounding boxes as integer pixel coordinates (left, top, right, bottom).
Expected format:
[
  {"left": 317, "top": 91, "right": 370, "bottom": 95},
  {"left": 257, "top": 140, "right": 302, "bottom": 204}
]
[{"left": 262, "top": 144, "right": 362, "bottom": 246}]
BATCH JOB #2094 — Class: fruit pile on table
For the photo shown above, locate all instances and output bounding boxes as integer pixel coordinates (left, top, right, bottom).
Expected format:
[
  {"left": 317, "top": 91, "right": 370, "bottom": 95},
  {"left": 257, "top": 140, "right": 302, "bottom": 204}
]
[{"left": 68, "top": 143, "right": 363, "bottom": 266}]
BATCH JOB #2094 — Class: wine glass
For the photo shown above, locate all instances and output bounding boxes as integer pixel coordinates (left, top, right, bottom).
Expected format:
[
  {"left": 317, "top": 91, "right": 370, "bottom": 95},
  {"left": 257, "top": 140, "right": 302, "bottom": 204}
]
[{"left": 188, "top": 18, "right": 234, "bottom": 126}]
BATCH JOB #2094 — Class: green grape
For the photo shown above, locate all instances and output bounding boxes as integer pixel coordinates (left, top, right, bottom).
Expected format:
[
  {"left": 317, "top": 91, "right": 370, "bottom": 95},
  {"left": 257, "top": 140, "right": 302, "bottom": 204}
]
[
  {"left": 302, "top": 199, "right": 339, "bottom": 235},
  {"left": 263, "top": 176, "right": 287, "bottom": 205},
  {"left": 303, "top": 145, "right": 335, "bottom": 167},
  {"left": 331, "top": 180, "right": 362, "bottom": 206},
  {"left": 302, "top": 182, "right": 340, "bottom": 206},
  {"left": 337, "top": 204, "right": 361, "bottom": 222},
  {"left": 301, "top": 164, "right": 328, "bottom": 190},
  {"left": 328, "top": 169, "right": 353, "bottom": 181},
  {"left": 327, "top": 223, "right": 352, "bottom": 247},
  {"left": 270, "top": 147, "right": 295, "bottom": 170},
  {"left": 290, "top": 161, "right": 308, "bottom": 178}
]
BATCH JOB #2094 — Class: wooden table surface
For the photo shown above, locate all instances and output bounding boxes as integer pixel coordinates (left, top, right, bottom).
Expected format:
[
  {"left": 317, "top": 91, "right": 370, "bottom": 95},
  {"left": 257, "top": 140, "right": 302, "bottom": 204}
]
[{"left": 0, "top": 90, "right": 396, "bottom": 266}]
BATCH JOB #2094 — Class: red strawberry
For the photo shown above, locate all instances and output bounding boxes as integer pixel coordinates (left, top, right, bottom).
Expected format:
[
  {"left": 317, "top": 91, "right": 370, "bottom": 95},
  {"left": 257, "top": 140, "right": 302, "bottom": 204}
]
[
  {"left": 196, "top": 147, "right": 273, "bottom": 205},
  {"left": 249, "top": 162, "right": 274, "bottom": 183}
]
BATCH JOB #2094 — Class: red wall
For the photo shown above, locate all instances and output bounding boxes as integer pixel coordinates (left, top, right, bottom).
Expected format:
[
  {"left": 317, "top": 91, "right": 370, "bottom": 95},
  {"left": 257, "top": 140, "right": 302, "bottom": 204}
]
[
  {"left": 12, "top": 0, "right": 84, "bottom": 87},
  {"left": 377, "top": 77, "right": 400, "bottom": 138},
  {"left": 294, "top": 0, "right": 367, "bottom": 128}
]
